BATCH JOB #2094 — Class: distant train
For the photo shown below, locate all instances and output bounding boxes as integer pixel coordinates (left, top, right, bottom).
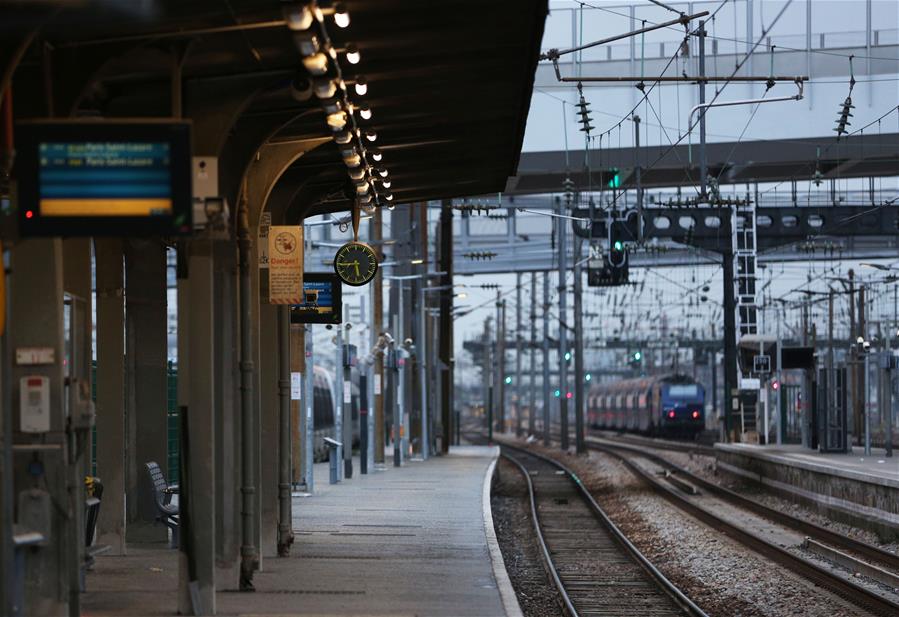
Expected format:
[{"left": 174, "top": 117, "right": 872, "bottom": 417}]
[
  {"left": 310, "top": 366, "right": 361, "bottom": 461},
  {"left": 587, "top": 375, "right": 705, "bottom": 438}
]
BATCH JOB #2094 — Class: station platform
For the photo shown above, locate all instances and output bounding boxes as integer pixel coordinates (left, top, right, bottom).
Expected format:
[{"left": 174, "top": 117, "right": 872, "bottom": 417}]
[
  {"left": 81, "top": 445, "right": 519, "bottom": 617},
  {"left": 714, "top": 442, "right": 899, "bottom": 540}
]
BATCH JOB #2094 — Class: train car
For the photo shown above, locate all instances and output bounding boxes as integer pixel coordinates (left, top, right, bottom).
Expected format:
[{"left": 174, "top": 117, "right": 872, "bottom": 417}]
[
  {"left": 311, "top": 366, "right": 361, "bottom": 461},
  {"left": 587, "top": 374, "right": 705, "bottom": 438}
]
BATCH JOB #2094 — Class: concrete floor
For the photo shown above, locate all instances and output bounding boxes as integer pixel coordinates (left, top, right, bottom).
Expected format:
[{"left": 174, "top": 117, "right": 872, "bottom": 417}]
[{"left": 81, "top": 445, "right": 506, "bottom": 617}]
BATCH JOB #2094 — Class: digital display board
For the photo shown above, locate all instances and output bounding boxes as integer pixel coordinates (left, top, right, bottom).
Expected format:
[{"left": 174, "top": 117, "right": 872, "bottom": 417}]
[
  {"left": 290, "top": 273, "right": 343, "bottom": 325},
  {"left": 15, "top": 120, "right": 192, "bottom": 237}
]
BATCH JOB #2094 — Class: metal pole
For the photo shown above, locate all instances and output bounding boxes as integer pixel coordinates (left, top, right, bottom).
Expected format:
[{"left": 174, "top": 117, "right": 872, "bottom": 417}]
[
  {"left": 372, "top": 209, "right": 385, "bottom": 464},
  {"left": 698, "top": 20, "right": 708, "bottom": 199},
  {"left": 722, "top": 248, "right": 737, "bottom": 442},
  {"left": 542, "top": 273, "right": 551, "bottom": 446},
  {"left": 237, "top": 189, "right": 257, "bottom": 591},
  {"left": 277, "top": 306, "right": 292, "bottom": 556},
  {"left": 359, "top": 373, "right": 368, "bottom": 474},
  {"left": 634, "top": 114, "right": 644, "bottom": 242},
  {"left": 397, "top": 290, "right": 406, "bottom": 464},
  {"left": 495, "top": 291, "right": 504, "bottom": 433},
  {"left": 574, "top": 235, "right": 585, "bottom": 454},
  {"left": 418, "top": 283, "right": 429, "bottom": 459},
  {"left": 865, "top": 351, "right": 871, "bottom": 456},
  {"left": 304, "top": 326, "right": 314, "bottom": 492},
  {"left": 559, "top": 202, "right": 570, "bottom": 451},
  {"left": 515, "top": 273, "right": 523, "bottom": 436},
  {"left": 828, "top": 289, "right": 835, "bottom": 452},
  {"left": 529, "top": 272, "right": 537, "bottom": 435},
  {"left": 335, "top": 320, "right": 344, "bottom": 480},
  {"left": 342, "top": 321, "right": 353, "bottom": 479},
  {"left": 438, "top": 201, "right": 453, "bottom": 453}
]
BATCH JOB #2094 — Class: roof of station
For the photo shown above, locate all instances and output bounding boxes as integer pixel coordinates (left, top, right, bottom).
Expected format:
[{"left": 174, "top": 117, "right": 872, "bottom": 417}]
[{"left": 3, "top": 0, "right": 548, "bottom": 217}]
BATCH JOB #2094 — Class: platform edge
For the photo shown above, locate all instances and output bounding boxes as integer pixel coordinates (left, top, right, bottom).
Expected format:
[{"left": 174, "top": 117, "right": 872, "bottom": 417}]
[{"left": 481, "top": 448, "right": 524, "bottom": 617}]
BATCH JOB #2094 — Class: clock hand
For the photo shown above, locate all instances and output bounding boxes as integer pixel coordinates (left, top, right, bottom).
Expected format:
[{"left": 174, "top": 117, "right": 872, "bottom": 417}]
[{"left": 354, "top": 262, "right": 360, "bottom": 277}]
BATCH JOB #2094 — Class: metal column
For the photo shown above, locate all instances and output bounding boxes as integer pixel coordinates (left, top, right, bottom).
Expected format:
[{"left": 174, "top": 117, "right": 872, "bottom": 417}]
[
  {"left": 559, "top": 202, "right": 569, "bottom": 451},
  {"left": 573, "top": 236, "right": 585, "bottom": 454},
  {"left": 542, "top": 273, "right": 551, "bottom": 446},
  {"left": 515, "top": 273, "right": 522, "bottom": 436},
  {"left": 529, "top": 272, "right": 537, "bottom": 435},
  {"left": 303, "top": 327, "right": 314, "bottom": 492}
]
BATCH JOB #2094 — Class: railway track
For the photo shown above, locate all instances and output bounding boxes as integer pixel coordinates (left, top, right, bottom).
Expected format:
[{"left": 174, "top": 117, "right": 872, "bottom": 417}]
[
  {"left": 500, "top": 442, "right": 707, "bottom": 617},
  {"left": 588, "top": 435, "right": 899, "bottom": 574},
  {"left": 586, "top": 440, "right": 899, "bottom": 617}
]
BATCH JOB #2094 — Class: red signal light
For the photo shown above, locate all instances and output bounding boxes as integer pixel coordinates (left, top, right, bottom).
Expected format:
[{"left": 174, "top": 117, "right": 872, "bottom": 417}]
[
  {"left": 667, "top": 410, "right": 675, "bottom": 419},
  {"left": 566, "top": 392, "right": 572, "bottom": 399},
  {"left": 771, "top": 380, "right": 780, "bottom": 390},
  {"left": 692, "top": 410, "right": 700, "bottom": 419},
  {"left": 25, "top": 210, "right": 34, "bottom": 219}
]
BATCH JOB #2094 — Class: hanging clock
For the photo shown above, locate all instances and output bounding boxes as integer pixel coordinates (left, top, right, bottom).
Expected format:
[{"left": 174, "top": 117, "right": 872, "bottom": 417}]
[{"left": 334, "top": 241, "right": 379, "bottom": 286}]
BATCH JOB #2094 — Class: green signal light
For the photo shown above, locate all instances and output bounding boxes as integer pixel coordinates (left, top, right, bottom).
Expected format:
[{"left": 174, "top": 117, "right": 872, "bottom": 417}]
[
  {"left": 554, "top": 389, "right": 561, "bottom": 397},
  {"left": 585, "top": 373, "right": 592, "bottom": 382},
  {"left": 608, "top": 172, "right": 621, "bottom": 189},
  {"left": 504, "top": 376, "right": 512, "bottom": 385},
  {"left": 613, "top": 240, "right": 624, "bottom": 251},
  {"left": 564, "top": 352, "right": 571, "bottom": 361},
  {"left": 633, "top": 351, "right": 642, "bottom": 361}
]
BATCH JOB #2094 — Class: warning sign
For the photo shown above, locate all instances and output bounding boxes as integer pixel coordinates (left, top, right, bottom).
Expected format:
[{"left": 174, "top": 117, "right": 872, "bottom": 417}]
[{"left": 268, "top": 225, "right": 303, "bottom": 304}]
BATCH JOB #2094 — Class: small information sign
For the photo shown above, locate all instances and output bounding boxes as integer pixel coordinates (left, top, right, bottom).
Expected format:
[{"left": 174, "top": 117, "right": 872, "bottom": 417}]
[{"left": 290, "top": 372, "right": 302, "bottom": 400}]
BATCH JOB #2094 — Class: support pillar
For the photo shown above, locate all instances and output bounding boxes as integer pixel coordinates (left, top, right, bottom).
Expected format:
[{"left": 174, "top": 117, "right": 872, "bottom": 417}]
[
  {"left": 124, "top": 239, "right": 168, "bottom": 542},
  {"left": 94, "top": 239, "right": 126, "bottom": 555},
  {"left": 9, "top": 239, "right": 71, "bottom": 616},
  {"left": 258, "top": 301, "right": 279, "bottom": 557},
  {"left": 177, "top": 240, "right": 216, "bottom": 615},
  {"left": 723, "top": 249, "right": 738, "bottom": 441},
  {"left": 213, "top": 240, "right": 240, "bottom": 583}
]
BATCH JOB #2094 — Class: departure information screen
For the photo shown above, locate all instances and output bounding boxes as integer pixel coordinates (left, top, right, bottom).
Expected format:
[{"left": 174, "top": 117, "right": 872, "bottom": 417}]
[
  {"left": 15, "top": 120, "right": 192, "bottom": 237},
  {"left": 290, "top": 273, "right": 343, "bottom": 325},
  {"left": 38, "top": 142, "right": 173, "bottom": 217}
]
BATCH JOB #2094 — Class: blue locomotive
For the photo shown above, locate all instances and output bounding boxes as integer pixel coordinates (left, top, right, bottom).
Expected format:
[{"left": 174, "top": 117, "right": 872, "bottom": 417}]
[{"left": 587, "top": 375, "right": 706, "bottom": 438}]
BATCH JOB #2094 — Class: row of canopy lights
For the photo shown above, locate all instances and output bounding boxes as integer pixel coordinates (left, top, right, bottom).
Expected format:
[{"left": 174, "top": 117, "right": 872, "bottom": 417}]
[{"left": 284, "top": 1, "right": 394, "bottom": 209}]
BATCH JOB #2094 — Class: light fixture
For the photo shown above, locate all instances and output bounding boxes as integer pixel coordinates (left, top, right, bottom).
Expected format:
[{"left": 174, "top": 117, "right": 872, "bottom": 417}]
[
  {"left": 321, "top": 97, "right": 342, "bottom": 114},
  {"left": 333, "top": 3, "right": 350, "bottom": 28},
  {"left": 293, "top": 32, "right": 320, "bottom": 56},
  {"left": 457, "top": 292, "right": 468, "bottom": 299},
  {"left": 857, "top": 336, "right": 865, "bottom": 344},
  {"left": 377, "top": 168, "right": 389, "bottom": 178},
  {"left": 384, "top": 192, "right": 394, "bottom": 201},
  {"left": 410, "top": 258, "right": 424, "bottom": 265},
  {"left": 355, "top": 182, "right": 370, "bottom": 195},
  {"left": 302, "top": 52, "right": 329, "bottom": 75},
  {"left": 334, "top": 129, "right": 353, "bottom": 144},
  {"left": 381, "top": 180, "right": 391, "bottom": 188},
  {"left": 364, "top": 130, "right": 377, "bottom": 142},
  {"left": 313, "top": 78, "right": 338, "bottom": 99},
  {"left": 345, "top": 44, "right": 361, "bottom": 64},
  {"left": 369, "top": 149, "right": 382, "bottom": 162},
  {"left": 354, "top": 77, "right": 368, "bottom": 96},
  {"left": 326, "top": 110, "right": 347, "bottom": 129},
  {"left": 348, "top": 167, "right": 366, "bottom": 180},
  {"left": 358, "top": 104, "right": 372, "bottom": 119},
  {"left": 387, "top": 204, "right": 395, "bottom": 211},
  {"left": 343, "top": 153, "right": 362, "bottom": 168},
  {"left": 283, "top": 4, "right": 314, "bottom": 31}
]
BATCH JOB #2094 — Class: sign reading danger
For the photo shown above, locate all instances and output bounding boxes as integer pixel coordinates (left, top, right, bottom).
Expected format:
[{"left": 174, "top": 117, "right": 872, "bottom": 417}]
[{"left": 268, "top": 225, "right": 303, "bottom": 304}]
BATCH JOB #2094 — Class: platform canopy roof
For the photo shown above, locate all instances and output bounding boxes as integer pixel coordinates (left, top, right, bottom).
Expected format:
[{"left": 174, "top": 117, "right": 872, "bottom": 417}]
[{"left": 2, "top": 0, "right": 548, "bottom": 218}]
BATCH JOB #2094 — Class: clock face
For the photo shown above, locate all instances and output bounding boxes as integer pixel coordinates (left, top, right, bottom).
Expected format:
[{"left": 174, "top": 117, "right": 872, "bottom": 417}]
[{"left": 334, "top": 241, "right": 379, "bottom": 286}]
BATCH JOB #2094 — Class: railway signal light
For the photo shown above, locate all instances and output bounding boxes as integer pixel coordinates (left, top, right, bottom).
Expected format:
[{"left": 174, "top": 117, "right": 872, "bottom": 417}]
[
  {"left": 504, "top": 375, "right": 513, "bottom": 385},
  {"left": 771, "top": 379, "right": 780, "bottom": 390},
  {"left": 566, "top": 392, "right": 572, "bottom": 399},
  {"left": 564, "top": 351, "right": 571, "bottom": 362},
  {"left": 608, "top": 220, "right": 629, "bottom": 269},
  {"left": 607, "top": 168, "right": 621, "bottom": 189},
  {"left": 585, "top": 373, "right": 592, "bottom": 382},
  {"left": 554, "top": 389, "right": 561, "bottom": 398}
]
